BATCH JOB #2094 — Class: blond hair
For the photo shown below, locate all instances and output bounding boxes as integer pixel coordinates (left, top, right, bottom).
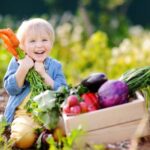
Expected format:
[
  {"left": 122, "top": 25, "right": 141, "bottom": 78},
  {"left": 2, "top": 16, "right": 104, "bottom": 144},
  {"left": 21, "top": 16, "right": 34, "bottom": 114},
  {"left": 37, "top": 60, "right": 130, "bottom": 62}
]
[{"left": 17, "top": 18, "right": 55, "bottom": 47}]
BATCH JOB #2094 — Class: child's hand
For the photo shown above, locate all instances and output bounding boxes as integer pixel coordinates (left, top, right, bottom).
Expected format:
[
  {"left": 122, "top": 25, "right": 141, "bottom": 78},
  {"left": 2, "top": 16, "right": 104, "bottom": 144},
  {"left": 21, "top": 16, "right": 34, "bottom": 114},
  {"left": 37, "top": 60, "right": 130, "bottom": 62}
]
[
  {"left": 34, "top": 61, "right": 54, "bottom": 88},
  {"left": 34, "top": 61, "right": 46, "bottom": 76},
  {"left": 18, "top": 55, "right": 34, "bottom": 71},
  {"left": 15, "top": 55, "right": 34, "bottom": 88}
]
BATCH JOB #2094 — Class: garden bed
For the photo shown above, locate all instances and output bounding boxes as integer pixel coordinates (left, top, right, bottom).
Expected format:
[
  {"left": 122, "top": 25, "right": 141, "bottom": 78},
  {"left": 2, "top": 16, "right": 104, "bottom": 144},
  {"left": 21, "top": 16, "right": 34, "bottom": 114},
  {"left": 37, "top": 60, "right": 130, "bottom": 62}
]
[
  {"left": 0, "top": 89, "right": 8, "bottom": 114},
  {"left": 1, "top": 89, "right": 150, "bottom": 149}
]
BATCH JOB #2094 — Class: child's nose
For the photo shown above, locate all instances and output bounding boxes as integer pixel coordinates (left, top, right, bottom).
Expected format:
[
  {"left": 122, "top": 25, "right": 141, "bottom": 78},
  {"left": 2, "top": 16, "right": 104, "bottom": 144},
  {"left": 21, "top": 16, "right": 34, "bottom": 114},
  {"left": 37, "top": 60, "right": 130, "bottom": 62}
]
[{"left": 36, "top": 41, "right": 42, "bottom": 47}]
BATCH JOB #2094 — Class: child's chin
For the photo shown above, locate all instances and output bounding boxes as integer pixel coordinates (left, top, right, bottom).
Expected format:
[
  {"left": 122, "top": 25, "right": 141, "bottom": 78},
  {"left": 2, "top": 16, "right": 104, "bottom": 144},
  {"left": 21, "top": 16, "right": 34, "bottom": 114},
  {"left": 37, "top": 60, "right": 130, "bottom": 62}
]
[{"left": 34, "top": 57, "right": 45, "bottom": 62}]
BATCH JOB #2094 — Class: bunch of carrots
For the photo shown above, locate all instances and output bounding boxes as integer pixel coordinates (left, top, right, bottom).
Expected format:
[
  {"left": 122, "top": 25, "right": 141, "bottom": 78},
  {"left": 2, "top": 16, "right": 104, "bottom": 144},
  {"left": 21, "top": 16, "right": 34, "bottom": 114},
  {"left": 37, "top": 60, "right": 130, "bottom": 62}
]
[{"left": 0, "top": 28, "right": 50, "bottom": 112}]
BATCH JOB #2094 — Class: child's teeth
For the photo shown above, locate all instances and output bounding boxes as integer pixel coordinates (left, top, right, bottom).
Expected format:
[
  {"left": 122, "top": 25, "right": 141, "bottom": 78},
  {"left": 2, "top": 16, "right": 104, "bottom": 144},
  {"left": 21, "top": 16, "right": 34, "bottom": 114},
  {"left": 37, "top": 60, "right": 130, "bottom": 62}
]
[{"left": 35, "top": 52, "right": 44, "bottom": 54}]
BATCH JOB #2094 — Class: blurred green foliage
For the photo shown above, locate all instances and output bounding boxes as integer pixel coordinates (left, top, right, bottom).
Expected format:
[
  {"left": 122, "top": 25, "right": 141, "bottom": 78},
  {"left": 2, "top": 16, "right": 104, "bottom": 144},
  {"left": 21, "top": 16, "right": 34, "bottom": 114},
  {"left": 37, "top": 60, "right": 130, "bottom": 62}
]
[
  {"left": 0, "top": 0, "right": 136, "bottom": 47},
  {"left": 0, "top": 25, "right": 150, "bottom": 88},
  {"left": 52, "top": 28, "right": 111, "bottom": 85},
  {"left": 0, "top": 0, "right": 150, "bottom": 88},
  {"left": 0, "top": 43, "right": 11, "bottom": 87},
  {"left": 81, "top": 0, "right": 132, "bottom": 46},
  {"left": 51, "top": 25, "right": 150, "bottom": 86},
  {"left": 0, "top": 21, "right": 150, "bottom": 87}
]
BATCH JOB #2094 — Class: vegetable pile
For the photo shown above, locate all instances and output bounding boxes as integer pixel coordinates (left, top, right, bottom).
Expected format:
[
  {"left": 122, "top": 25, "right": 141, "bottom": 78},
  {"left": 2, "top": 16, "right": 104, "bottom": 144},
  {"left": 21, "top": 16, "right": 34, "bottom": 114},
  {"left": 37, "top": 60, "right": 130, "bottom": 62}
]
[
  {"left": 63, "top": 91, "right": 100, "bottom": 115},
  {"left": 63, "top": 67, "right": 150, "bottom": 117},
  {"left": 63, "top": 73, "right": 129, "bottom": 117},
  {"left": 1, "top": 28, "right": 150, "bottom": 149}
]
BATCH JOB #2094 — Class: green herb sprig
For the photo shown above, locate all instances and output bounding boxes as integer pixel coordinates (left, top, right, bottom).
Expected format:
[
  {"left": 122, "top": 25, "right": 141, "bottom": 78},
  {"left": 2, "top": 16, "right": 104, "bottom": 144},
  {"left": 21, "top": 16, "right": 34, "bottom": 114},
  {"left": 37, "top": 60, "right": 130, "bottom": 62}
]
[{"left": 16, "top": 48, "right": 50, "bottom": 112}]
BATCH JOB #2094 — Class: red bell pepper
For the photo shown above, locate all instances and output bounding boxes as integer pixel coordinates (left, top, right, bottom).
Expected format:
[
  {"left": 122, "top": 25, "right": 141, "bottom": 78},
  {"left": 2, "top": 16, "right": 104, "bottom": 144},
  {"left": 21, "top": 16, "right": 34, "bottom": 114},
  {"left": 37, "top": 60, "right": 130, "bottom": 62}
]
[
  {"left": 81, "top": 92, "right": 99, "bottom": 112},
  {"left": 81, "top": 93, "right": 93, "bottom": 106},
  {"left": 86, "top": 92, "right": 100, "bottom": 109}
]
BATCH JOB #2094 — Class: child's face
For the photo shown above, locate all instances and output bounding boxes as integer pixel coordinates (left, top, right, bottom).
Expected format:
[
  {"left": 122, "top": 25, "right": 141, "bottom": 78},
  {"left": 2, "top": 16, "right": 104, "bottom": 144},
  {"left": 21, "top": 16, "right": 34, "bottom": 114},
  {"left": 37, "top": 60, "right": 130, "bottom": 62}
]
[{"left": 22, "top": 30, "right": 52, "bottom": 62}]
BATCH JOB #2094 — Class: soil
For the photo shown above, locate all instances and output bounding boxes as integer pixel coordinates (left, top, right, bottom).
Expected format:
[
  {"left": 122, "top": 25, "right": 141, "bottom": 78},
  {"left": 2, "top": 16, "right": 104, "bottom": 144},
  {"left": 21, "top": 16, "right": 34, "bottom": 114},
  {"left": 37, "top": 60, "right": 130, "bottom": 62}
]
[
  {"left": 0, "top": 88, "right": 150, "bottom": 150},
  {"left": 0, "top": 88, "right": 8, "bottom": 114}
]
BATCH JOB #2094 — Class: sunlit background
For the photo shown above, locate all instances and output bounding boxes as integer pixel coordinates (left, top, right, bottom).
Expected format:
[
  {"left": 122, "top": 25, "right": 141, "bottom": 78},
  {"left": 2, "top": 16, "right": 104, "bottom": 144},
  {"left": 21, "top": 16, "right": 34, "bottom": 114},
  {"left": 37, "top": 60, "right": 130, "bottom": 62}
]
[{"left": 0, "top": 0, "right": 150, "bottom": 87}]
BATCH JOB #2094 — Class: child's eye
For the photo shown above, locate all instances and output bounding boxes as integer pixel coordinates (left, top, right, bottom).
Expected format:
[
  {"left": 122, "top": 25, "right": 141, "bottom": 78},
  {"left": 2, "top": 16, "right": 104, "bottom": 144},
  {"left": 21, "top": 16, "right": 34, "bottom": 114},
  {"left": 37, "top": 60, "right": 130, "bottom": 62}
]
[
  {"left": 30, "top": 40, "right": 35, "bottom": 43},
  {"left": 42, "top": 39, "right": 48, "bottom": 42}
]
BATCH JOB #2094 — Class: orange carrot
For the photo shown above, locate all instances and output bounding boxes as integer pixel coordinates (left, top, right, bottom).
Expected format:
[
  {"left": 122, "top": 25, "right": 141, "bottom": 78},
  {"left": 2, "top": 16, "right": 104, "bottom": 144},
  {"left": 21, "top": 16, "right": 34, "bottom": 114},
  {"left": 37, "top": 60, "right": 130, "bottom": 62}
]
[
  {"left": 0, "top": 33, "right": 13, "bottom": 47},
  {"left": 0, "top": 28, "right": 19, "bottom": 48},
  {"left": 0, "top": 33, "right": 18, "bottom": 58}
]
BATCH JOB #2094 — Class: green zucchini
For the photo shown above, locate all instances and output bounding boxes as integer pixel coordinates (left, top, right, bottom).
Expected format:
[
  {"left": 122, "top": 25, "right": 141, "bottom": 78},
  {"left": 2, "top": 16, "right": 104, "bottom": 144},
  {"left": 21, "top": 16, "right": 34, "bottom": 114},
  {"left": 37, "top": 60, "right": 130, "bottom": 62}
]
[{"left": 120, "top": 66, "right": 150, "bottom": 93}]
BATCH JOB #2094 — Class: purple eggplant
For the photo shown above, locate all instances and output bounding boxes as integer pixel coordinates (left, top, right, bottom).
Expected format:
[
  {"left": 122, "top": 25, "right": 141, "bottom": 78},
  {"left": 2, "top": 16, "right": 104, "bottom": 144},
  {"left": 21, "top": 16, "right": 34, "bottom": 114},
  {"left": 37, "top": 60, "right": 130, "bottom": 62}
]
[
  {"left": 81, "top": 73, "right": 108, "bottom": 92},
  {"left": 98, "top": 80, "right": 129, "bottom": 108}
]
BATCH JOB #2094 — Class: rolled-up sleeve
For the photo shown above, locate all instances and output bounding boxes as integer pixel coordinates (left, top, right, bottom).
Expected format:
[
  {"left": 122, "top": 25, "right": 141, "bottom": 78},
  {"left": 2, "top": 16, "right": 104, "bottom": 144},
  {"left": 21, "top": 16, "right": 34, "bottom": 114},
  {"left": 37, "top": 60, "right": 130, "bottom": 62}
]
[{"left": 4, "top": 58, "right": 23, "bottom": 95}]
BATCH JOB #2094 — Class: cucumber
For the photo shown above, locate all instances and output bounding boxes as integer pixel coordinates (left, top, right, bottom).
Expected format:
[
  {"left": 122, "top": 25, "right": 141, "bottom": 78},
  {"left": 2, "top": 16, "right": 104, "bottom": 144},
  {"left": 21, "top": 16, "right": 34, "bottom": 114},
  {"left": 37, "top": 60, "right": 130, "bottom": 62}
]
[{"left": 120, "top": 66, "right": 150, "bottom": 93}]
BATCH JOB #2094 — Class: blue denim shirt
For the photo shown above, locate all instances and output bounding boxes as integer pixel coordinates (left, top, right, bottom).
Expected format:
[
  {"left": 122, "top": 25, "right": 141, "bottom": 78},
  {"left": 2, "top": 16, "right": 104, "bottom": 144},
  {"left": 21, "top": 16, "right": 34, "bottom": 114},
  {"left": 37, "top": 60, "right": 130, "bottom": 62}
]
[{"left": 4, "top": 57, "right": 67, "bottom": 123}]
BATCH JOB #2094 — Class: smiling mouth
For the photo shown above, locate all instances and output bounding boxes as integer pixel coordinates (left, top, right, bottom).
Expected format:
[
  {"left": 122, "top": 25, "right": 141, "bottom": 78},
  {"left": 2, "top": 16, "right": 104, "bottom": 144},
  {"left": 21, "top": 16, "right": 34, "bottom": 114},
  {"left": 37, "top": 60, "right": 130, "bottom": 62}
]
[{"left": 34, "top": 51, "right": 45, "bottom": 54}]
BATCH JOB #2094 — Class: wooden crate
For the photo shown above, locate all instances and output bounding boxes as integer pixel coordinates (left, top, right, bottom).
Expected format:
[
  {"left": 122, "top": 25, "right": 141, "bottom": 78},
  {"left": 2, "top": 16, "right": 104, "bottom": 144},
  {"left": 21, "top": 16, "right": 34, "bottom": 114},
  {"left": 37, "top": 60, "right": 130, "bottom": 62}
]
[{"left": 63, "top": 93, "right": 150, "bottom": 144}]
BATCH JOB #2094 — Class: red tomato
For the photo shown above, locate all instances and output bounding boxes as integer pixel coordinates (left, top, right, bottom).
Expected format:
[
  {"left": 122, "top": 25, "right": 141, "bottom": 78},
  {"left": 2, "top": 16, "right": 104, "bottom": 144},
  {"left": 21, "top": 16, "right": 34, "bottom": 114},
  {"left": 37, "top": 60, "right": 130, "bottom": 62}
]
[
  {"left": 63, "top": 105, "right": 70, "bottom": 114},
  {"left": 66, "top": 95, "right": 79, "bottom": 107},
  {"left": 70, "top": 105, "right": 81, "bottom": 115},
  {"left": 79, "top": 101, "right": 88, "bottom": 113},
  {"left": 81, "top": 94, "right": 93, "bottom": 106}
]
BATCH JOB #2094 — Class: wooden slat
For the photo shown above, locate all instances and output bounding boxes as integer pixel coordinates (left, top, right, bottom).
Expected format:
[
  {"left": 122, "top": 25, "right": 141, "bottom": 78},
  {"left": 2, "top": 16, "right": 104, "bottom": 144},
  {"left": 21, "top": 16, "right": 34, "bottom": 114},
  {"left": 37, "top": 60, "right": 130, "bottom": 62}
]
[
  {"left": 64, "top": 97, "right": 147, "bottom": 134},
  {"left": 80, "top": 120, "right": 150, "bottom": 144}
]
